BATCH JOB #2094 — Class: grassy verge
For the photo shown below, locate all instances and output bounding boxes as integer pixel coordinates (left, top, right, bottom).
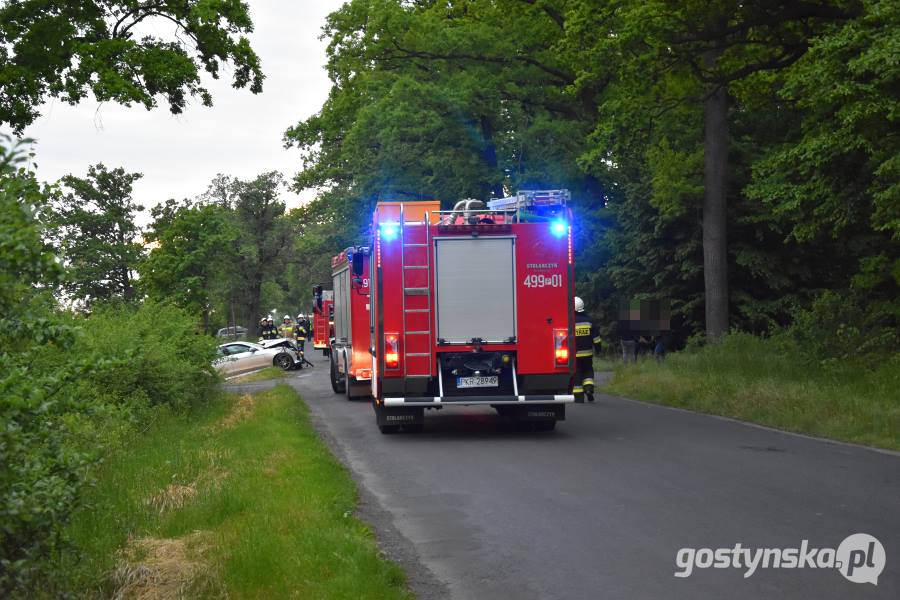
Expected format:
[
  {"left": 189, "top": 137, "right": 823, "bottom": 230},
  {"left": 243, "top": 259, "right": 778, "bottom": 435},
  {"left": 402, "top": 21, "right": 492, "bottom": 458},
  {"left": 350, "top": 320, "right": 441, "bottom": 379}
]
[
  {"left": 228, "top": 366, "right": 286, "bottom": 383},
  {"left": 51, "top": 385, "right": 409, "bottom": 598},
  {"left": 602, "top": 333, "right": 900, "bottom": 451},
  {"left": 593, "top": 356, "right": 619, "bottom": 372}
]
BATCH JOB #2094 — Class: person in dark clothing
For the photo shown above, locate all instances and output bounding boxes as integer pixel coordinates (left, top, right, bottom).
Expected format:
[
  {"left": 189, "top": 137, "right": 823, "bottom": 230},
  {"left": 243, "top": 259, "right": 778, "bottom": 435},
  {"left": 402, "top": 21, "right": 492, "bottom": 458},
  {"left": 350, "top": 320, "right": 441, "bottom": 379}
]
[
  {"left": 573, "top": 296, "right": 602, "bottom": 402},
  {"left": 654, "top": 334, "right": 667, "bottom": 361},
  {"left": 261, "top": 316, "right": 278, "bottom": 340}
]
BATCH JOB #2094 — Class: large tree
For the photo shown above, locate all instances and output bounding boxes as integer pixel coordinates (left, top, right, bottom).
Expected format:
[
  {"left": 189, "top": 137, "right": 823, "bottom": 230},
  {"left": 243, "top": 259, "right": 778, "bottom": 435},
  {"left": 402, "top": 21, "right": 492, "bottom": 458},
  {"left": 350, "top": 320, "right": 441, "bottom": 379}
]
[
  {"left": 566, "top": 0, "right": 861, "bottom": 341},
  {"left": 202, "top": 171, "right": 292, "bottom": 335},
  {"left": 285, "top": 0, "right": 595, "bottom": 214},
  {"left": 0, "top": 0, "right": 263, "bottom": 132},
  {"left": 50, "top": 164, "right": 144, "bottom": 303},
  {"left": 141, "top": 199, "right": 237, "bottom": 332}
]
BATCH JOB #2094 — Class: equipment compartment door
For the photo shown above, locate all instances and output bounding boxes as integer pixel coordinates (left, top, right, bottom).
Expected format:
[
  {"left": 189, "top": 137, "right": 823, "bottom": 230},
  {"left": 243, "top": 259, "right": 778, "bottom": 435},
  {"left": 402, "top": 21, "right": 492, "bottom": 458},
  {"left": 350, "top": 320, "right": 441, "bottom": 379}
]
[{"left": 434, "top": 237, "right": 516, "bottom": 344}]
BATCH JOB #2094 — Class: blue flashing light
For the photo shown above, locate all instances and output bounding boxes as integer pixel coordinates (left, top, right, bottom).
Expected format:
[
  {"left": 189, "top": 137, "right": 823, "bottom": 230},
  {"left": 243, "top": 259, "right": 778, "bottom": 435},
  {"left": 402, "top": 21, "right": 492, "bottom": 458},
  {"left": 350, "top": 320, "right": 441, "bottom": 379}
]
[
  {"left": 380, "top": 222, "right": 400, "bottom": 241},
  {"left": 550, "top": 220, "right": 567, "bottom": 237}
]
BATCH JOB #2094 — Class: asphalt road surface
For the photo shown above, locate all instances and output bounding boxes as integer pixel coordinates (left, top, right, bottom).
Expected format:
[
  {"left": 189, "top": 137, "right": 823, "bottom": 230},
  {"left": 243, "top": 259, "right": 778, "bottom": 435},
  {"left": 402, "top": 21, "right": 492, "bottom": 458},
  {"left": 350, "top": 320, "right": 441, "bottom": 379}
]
[{"left": 230, "top": 363, "right": 899, "bottom": 599}]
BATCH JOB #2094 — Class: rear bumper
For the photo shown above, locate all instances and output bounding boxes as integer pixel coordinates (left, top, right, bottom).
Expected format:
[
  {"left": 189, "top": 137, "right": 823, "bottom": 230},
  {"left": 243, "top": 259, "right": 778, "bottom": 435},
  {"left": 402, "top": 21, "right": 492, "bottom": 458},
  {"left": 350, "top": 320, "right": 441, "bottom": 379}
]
[{"left": 383, "top": 394, "right": 574, "bottom": 407}]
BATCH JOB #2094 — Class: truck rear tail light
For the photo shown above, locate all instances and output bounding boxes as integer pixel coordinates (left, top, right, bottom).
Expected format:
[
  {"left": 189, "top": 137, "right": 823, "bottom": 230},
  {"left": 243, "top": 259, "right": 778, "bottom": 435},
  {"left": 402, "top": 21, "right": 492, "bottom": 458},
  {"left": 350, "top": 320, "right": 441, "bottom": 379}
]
[
  {"left": 554, "top": 329, "right": 569, "bottom": 365},
  {"left": 385, "top": 333, "right": 400, "bottom": 370}
]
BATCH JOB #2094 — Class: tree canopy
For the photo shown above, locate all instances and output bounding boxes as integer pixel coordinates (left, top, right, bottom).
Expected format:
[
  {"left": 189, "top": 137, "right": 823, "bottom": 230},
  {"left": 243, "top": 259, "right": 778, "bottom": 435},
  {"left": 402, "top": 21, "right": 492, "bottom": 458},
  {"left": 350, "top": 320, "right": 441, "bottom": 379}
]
[
  {"left": 286, "top": 0, "right": 898, "bottom": 346},
  {"left": 0, "top": 0, "right": 263, "bottom": 131}
]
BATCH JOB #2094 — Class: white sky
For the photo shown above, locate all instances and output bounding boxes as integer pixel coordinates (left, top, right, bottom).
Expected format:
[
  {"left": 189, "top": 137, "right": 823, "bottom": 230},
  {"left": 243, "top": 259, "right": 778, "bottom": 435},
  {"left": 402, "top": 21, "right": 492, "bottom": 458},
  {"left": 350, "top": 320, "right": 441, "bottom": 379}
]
[{"left": 20, "top": 1, "right": 346, "bottom": 224}]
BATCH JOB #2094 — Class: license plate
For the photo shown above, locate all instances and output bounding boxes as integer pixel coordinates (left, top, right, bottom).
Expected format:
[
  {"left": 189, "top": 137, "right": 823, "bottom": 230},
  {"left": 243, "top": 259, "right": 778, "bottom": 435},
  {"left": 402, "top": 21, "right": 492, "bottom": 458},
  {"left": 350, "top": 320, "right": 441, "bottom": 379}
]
[{"left": 457, "top": 376, "right": 499, "bottom": 389}]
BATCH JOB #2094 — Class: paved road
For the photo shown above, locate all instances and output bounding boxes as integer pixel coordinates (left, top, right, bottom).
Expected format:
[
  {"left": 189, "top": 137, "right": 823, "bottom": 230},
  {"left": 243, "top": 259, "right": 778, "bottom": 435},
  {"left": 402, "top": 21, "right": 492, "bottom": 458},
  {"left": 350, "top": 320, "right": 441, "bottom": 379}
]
[{"left": 232, "top": 363, "right": 899, "bottom": 599}]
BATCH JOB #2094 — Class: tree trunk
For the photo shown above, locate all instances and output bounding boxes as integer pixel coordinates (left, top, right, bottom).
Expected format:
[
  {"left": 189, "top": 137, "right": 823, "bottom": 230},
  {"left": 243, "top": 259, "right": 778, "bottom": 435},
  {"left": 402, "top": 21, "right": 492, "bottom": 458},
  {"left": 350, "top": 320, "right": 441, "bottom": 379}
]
[
  {"left": 122, "top": 266, "right": 134, "bottom": 300},
  {"left": 703, "top": 78, "right": 729, "bottom": 343},
  {"left": 230, "top": 297, "right": 237, "bottom": 340},
  {"left": 245, "top": 276, "right": 263, "bottom": 340}
]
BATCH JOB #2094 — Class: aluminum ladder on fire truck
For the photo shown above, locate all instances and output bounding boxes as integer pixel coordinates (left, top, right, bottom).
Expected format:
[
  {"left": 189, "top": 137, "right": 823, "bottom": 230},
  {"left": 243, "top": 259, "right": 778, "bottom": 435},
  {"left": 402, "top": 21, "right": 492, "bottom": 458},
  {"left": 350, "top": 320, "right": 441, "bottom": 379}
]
[{"left": 400, "top": 204, "right": 433, "bottom": 378}]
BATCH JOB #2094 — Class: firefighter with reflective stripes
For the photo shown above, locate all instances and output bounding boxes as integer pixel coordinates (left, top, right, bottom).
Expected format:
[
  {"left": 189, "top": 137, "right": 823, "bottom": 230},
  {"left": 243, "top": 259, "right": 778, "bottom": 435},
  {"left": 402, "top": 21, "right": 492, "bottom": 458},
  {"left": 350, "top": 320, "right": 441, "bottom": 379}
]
[
  {"left": 261, "top": 316, "right": 278, "bottom": 340},
  {"left": 574, "top": 296, "right": 602, "bottom": 402},
  {"left": 279, "top": 315, "right": 296, "bottom": 339}
]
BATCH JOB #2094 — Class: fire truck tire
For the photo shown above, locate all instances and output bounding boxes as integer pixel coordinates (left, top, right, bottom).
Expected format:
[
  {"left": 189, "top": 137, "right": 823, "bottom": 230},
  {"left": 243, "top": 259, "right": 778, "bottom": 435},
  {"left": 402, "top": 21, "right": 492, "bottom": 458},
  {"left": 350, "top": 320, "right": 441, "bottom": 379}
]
[
  {"left": 378, "top": 424, "right": 400, "bottom": 434},
  {"left": 329, "top": 357, "right": 345, "bottom": 394},
  {"left": 345, "top": 373, "right": 353, "bottom": 400}
]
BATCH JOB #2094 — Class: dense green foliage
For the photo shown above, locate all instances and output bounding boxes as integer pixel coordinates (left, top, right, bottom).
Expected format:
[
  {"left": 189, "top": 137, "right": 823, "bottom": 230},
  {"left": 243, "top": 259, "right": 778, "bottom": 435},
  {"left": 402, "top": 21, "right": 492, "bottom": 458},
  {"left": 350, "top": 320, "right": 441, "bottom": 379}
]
[
  {"left": 286, "top": 0, "right": 899, "bottom": 351},
  {"left": 48, "top": 164, "right": 145, "bottom": 303},
  {"left": 0, "top": 142, "right": 219, "bottom": 595},
  {"left": 0, "top": 0, "right": 263, "bottom": 131},
  {"left": 141, "top": 172, "right": 304, "bottom": 336}
]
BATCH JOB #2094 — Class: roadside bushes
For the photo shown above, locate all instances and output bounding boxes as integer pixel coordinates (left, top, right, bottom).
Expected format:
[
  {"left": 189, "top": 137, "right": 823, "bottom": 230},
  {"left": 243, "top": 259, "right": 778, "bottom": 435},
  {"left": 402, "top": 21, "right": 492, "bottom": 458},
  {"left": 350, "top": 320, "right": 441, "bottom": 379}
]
[
  {"left": 787, "top": 290, "right": 899, "bottom": 365},
  {"left": 63, "top": 301, "right": 221, "bottom": 412},
  {"left": 1, "top": 301, "right": 220, "bottom": 594},
  {"left": 1, "top": 139, "right": 221, "bottom": 593}
]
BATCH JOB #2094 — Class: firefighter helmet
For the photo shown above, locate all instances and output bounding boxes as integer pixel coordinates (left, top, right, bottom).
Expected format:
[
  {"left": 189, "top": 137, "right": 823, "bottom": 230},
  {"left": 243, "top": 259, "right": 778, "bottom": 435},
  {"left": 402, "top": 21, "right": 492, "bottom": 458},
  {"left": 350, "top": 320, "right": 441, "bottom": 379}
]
[{"left": 574, "top": 296, "right": 584, "bottom": 313}]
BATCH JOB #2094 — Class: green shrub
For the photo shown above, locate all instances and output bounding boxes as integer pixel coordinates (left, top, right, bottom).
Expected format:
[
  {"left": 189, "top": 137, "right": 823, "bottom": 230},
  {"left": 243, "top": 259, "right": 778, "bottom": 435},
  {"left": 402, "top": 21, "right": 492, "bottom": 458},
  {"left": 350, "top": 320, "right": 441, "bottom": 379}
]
[
  {"left": 62, "top": 301, "right": 220, "bottom": 412},
  {"left": 789, "top": 290, "right": 899, "bottom": 365},
  {"left": 1, "top": 301, "right": 220, "bottom": 594}
]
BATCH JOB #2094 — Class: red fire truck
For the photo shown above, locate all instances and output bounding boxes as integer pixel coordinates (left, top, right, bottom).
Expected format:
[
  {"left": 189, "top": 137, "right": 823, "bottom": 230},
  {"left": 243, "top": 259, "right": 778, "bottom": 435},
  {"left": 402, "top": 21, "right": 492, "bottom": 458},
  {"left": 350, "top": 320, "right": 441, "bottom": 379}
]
[
  {"left": 311, "top": 285, "right": 333, "bottom": 355},
  {"left": 329, "top": 246, "right": 373, "bottom": 398},
  {"left": 368, "top": 190, "right": 576, "bottom": 433}
]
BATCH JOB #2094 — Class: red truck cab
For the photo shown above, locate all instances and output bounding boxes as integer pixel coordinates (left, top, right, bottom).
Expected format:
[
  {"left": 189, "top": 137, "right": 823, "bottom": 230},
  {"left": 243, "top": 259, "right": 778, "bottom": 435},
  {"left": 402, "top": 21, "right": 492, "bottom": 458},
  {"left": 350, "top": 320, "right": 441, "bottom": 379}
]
[{"left": 329, "top": 246, "right": 372, "bottom": 398}]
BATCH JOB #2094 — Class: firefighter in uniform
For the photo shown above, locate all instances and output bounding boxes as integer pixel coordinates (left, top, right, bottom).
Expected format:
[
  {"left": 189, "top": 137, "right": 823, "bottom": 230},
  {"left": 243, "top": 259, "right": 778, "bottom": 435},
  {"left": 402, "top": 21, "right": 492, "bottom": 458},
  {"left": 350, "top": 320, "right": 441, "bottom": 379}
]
[
  {"left": 257, "top": 317, "right": 266, "bottom": 339},
  {"left": 294, "top": 314, "right": 307, "bottom": 350},
  {"left": 574, "top": 296, "right": 602, "bottom": 402},
  {"left": 278, "top": 315, "right": 296, "bottom": 340},
  {"left": 261, "top": 316, "right": 278, "bottom": 340},
  {"left": 299, "top": 315, "right": 312, "bottom": 340}
]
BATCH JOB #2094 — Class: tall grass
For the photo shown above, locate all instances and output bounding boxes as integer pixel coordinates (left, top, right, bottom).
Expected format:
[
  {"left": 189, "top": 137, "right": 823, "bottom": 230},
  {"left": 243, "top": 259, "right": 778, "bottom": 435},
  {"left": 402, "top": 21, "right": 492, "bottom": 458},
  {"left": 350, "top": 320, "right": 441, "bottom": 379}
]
[
  {"left": 604, "top": 332, "right": 900, "bottom": 450},
  {"left": 48, "top": 385, "right": 409, "bottom": 598}
]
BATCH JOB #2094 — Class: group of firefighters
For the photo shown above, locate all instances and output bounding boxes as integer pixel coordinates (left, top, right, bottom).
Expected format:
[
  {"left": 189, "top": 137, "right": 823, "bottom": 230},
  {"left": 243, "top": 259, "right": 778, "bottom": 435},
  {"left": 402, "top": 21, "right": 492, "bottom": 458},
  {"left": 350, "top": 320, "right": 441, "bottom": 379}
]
[
  {"left": 253, "top": 298, "right": 604, "bottom": 404},
  {"left": 258, "top": 314, "right": 312, "bottom": 343}
]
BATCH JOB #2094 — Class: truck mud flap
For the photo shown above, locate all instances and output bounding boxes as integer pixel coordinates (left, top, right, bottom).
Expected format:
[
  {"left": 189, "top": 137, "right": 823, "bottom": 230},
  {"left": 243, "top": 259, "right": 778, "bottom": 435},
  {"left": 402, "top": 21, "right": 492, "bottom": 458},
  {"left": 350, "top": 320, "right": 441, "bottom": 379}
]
[{"left": 373, "top": 403, "right": 424, "bottom": 427}]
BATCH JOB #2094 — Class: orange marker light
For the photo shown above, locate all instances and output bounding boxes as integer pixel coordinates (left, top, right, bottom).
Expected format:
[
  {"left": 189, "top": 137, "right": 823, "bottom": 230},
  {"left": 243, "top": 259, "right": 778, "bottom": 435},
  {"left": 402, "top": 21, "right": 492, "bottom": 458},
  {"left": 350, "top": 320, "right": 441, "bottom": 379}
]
[
  {"left": 385, "top": 333, "right": 400, "bottom": 369},
  {"left": 554, "top": 329, "right": 569, "bottom": 366}
]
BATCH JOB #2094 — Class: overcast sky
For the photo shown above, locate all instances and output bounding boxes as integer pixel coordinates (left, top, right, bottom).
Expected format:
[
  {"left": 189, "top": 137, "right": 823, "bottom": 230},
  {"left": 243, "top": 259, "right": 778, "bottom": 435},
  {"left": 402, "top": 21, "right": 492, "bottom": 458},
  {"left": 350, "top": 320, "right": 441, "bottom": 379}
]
[{"left": 21, "top": 1, "right": 346, "bottom": 223}]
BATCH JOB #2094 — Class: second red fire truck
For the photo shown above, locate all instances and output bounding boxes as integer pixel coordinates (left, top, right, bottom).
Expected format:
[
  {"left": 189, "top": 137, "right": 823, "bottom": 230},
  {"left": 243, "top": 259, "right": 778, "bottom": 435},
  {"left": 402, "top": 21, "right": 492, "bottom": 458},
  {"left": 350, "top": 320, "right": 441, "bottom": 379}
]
[
  {"left": 334, "top": 190, "right": 576, "bottom": 433},
  {"left": 329, "top": 246, "right": 373, "bottom": 398}
]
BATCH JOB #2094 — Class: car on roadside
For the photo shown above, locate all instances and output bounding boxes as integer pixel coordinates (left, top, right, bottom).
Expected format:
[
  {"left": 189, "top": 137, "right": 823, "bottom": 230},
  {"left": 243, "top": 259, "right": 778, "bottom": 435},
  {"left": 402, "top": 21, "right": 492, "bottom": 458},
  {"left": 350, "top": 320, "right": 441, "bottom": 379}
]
[
  {"left": 215, "top": 326, "right": 248, "bottom": 340},
  {"left": 214, "top": 340, "right": 301, "bottom": 376}
]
